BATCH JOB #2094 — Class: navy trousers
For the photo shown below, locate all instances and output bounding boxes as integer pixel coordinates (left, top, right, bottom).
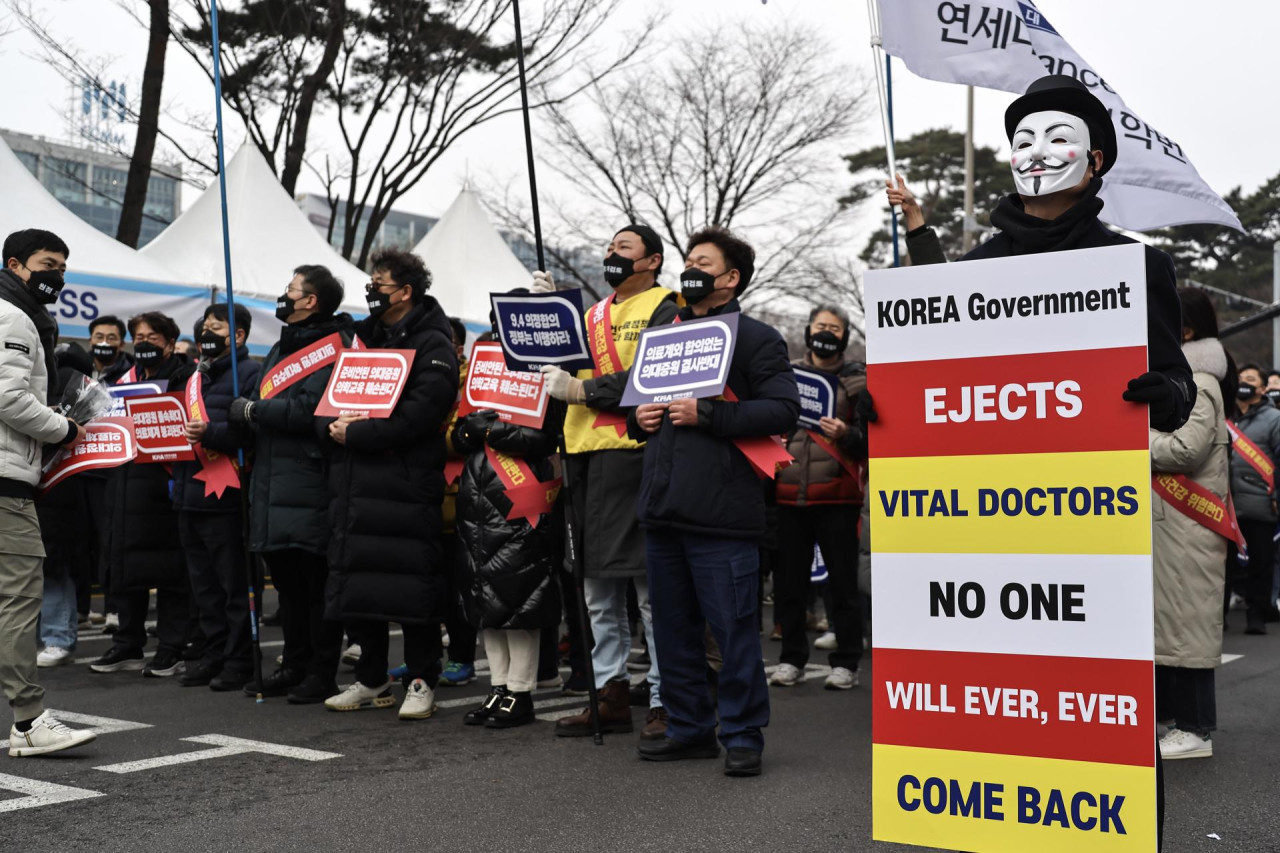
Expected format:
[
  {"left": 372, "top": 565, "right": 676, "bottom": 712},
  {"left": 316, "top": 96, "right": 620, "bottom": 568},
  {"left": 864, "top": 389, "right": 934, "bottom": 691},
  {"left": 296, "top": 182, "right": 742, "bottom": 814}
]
[{"left": 646, "top": 529, "right": 769, "bottom": 753}]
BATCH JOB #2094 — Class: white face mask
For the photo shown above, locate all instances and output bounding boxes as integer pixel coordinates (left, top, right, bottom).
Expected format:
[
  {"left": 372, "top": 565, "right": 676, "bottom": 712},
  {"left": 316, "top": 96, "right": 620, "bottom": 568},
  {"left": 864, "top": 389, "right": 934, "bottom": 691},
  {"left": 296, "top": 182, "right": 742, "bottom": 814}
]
[{"left": 1010, "top": 110, "right": 1092, "bottom": 197}]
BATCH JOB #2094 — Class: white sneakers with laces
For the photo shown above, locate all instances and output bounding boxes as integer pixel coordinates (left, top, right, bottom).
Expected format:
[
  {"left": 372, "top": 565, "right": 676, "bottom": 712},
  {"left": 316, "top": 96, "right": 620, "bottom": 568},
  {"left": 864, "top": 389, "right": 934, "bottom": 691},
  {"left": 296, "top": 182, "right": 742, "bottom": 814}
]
[
  {"left": 8, "top": 711, "right": 97, "bottom": 757},
  {"left": 1159, "top": 728, "right": 1212, "bottom": 760},
  {"left": 768, "top": 663, "right": 805, "bottom": 686},
  {"left": 813, "top": 632, "right": 838, "bottom": 651},
  {"left": 324, "top": 680, "right": 395, "bottom": 711},
  {"left": 36, "top": 647, "right": 72, "bottom": 668},
  {"left": 399, "top": 678, "right": 438, "bottom": 720},
  {"left": 824, "top": 666, "right": 859, "bottom": 690}
]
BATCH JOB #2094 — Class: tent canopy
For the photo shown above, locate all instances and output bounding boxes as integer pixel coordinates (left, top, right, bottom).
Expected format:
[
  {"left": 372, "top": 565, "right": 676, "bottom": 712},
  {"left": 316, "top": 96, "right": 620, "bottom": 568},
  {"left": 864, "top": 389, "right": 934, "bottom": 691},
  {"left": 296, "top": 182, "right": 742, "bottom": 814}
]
[
  {"left": 0, "top": 132, "right": 207, "bottom": 340},
  {"left": 142, "top": 144, "right": 369, "bottom": 353},
  {"left": 411, "top": 188, "right": 530, "bottom": 329}
]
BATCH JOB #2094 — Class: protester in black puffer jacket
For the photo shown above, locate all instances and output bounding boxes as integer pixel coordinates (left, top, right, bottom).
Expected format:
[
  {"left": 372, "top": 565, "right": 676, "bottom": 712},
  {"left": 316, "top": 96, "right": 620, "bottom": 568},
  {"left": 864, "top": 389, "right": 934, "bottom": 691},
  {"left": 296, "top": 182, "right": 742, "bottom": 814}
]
[
  {"left": 452, "top": 398, "right": 565, "bottom": 729},
  {"left": 320, "top": 249, "right": 458, "bottom": 721},
  {"left": 171, "top": 303, "right": 262, "bottom": 692}
]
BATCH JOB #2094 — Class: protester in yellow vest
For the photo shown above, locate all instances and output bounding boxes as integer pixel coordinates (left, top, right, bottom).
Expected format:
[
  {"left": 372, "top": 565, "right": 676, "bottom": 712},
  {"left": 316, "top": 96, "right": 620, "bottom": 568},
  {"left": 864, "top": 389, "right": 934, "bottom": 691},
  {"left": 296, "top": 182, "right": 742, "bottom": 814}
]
[{"left": 533, "top": 224, "right": 679, "bottom": 740}]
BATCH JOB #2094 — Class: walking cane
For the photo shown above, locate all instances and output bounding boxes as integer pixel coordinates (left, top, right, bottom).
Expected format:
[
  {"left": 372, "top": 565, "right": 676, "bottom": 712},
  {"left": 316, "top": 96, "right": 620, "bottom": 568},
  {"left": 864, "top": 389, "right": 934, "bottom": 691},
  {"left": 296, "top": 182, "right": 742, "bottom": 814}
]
[
  {"left": 208, "top": 0, "right": 265, "bottom": 702},
  {"left": 512, "top": 0, "right": 602, "bottom": 743}
]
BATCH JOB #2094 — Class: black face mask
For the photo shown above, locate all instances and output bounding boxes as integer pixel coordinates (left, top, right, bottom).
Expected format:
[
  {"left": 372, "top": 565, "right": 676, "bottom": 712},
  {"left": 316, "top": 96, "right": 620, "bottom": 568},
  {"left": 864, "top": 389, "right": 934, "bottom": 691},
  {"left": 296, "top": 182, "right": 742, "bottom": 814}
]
[
  {"left": 1266, "top": 389, "right": 1280, "bottom": 405},
  {"left": 133, "top": 342, "right": 163, "bottom": 367},
  {"left": 91, "top": 344, "right": 118, "bottom": 363},
  {"left": 603, "top": 253, "right": 635, "bottom": 288},
  {"left": 680, "top": 268, "right": 721, "bottom": 306},
  {"left": 27, "top": 269, "right": 64, "bottom": 305},
  {"left": 276, "top": 293, "right": 301, "bottom": 323},
  {"left": 198, "top": 329, "right": 228, "bottom": 359},
  {"left": 366, "top": 286, "right": 396, "bottom": 318},
  {"left": 1238, "top": 382, "right": 1259, "bottom": 401},
  {"left": 807, "top": 330, "right": 844, "bottom": 358}
]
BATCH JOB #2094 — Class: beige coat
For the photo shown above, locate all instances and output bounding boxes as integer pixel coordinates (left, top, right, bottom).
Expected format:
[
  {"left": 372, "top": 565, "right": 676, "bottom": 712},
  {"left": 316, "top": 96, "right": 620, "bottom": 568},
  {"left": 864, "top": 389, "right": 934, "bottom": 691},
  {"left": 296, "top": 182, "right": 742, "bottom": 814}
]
[{"left": 1151, "top": 338, "right": 1229, "bottom": 668}]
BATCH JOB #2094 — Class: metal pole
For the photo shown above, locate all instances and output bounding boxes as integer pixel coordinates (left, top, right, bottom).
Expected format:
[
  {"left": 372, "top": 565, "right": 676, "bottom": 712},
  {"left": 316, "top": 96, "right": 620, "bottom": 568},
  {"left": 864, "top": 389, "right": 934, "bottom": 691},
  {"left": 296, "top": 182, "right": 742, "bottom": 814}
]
[
  {"left": 209, "top": 0, "right": 265, "bottom": 702},
  {"left": 511, "top": 0, "right": 546, "bottom": 272},
  {"left": 886, "top": 52, "right": 899, "bottom": 268},
  {"left": 963, "top": 85, "right": 976, "bottom": 254},
  {"left": 1273, "top": 241, "right": 1279, "bottom": 365}
]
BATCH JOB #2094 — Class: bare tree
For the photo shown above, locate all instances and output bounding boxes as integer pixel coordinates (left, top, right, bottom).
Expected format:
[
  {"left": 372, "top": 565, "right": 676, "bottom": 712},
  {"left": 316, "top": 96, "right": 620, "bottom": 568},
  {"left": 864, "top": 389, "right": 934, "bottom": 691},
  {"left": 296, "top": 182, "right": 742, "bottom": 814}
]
[
  {"left": 116, "top": 0, "right": 169, "bottom": 247},
  {"left": 527, "top": 20, "right": 871, "bottom": 305}
]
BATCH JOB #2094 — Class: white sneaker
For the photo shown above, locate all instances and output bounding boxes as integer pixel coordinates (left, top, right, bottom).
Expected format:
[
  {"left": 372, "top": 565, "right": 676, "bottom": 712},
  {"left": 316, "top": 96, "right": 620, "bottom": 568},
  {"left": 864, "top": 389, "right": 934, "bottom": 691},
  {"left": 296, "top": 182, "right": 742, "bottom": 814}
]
[
  {"left": 340, "top": 644, "right": 362, "bottom": 667},
  {"left": 102, "top": 612, "right": 119, "bottom": 634},
  {"left": 768, "top": 663, "right": 805, "bottom": 686},
  {"left": 399, "top": 678, "right": 438, "bottom": 720},
  {"left": 324, "top": 680, "right": 394, "bottom": 711},
  {"left": 1159, "top": 728, "right": 1212, "bottom": 760},
  {"left": 1229, "top": 592, "right": 1247, "bottom": 612},
  {"left": 536, "top": 674, "right": 563, "bottom": 690},
  {"left": 441, "top": 626, "right": 450, "bottom": 648},
  {"left": 8, "top": 711, "right": 97, "bottom": 757},
  {"left": 824, "top": 666, "right": 859, "bottom": 690},
  {"left": 36, "top": 647, "right": 72, "bottom": 668},
  {"left": 814, "top": 631, "right": 837, "bottom": 650},
  {"left": 1156, "top": 719, "right": 1174, "bottom": 739}
]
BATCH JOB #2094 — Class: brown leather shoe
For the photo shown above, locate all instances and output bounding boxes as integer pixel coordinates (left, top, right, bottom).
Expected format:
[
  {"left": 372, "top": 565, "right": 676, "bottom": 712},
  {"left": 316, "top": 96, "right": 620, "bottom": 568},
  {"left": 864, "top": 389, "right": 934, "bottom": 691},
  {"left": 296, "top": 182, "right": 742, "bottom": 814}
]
[
  {"left": 555, "top": 679, "right": 634, "bottom": 737},
  {"left": 639, "top": 706, "right": 669, "bottom": 741}
]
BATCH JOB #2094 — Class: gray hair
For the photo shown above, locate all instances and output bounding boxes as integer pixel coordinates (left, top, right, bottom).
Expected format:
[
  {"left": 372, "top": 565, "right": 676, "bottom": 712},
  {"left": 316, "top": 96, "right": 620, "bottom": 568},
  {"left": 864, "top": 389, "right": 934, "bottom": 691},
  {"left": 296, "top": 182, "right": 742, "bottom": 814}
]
[{"left": 808, "top": 304, "right": 850, "bottom": 328}]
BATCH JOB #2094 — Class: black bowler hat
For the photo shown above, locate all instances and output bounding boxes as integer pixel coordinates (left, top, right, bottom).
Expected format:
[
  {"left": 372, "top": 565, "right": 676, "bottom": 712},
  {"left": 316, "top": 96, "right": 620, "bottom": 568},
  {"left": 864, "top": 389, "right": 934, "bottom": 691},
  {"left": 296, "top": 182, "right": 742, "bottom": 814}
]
[{"left": 1004, "top": 75, "right": 1117, "bottom": 178}]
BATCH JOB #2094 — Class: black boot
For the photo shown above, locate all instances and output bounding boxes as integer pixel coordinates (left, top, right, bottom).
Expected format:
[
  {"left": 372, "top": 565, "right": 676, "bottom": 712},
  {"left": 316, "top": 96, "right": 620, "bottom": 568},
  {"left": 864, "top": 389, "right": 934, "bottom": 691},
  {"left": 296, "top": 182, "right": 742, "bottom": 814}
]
[
  {"left": 485, "top": 691, "right": 534, "bottom": 729},
  {"left": 287, "top": 673, "right": 339, "bottom": 705},
  {"left": 464, "top": 686, "right": 508, "bottom": 726},
  {"left": 243, "top": 666, "right": 305, "bottom": 698}
]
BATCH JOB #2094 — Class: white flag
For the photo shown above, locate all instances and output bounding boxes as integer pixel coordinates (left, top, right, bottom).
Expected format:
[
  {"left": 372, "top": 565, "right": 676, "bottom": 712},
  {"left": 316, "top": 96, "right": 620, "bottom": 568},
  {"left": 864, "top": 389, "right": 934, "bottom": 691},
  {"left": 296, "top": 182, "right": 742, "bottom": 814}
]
[{"left": 879, "top": 0, "right": 1242, "bottom": 232}]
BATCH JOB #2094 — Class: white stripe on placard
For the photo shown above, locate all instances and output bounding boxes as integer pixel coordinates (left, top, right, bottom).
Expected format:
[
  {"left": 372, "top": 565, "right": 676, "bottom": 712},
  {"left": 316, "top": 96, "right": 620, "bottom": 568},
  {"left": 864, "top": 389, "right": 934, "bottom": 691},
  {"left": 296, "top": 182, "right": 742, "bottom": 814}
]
[
  {"left": 871, "top": 552, "right": 1153, "bottom": 661},
  {"left": 864, "top": 243, "right": 1148, "bottom": 364}
]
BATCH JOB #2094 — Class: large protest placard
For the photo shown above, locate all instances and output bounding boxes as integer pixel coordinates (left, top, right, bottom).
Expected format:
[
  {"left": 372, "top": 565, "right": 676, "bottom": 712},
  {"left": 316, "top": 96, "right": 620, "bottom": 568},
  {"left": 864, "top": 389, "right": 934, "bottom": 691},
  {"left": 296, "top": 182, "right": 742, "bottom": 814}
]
[
  {"left": 106, "top": 381, "right": 166, "bottom": 416},
  {"left": 39, "top": 417, "right": 137, "bottom": 493},
  {"left": 315, "top": 349, "right": 416, "bottom": 418},
  {"left": 125, "top": 394, "right": 194, "bottom": 464},
  {"left": 865, "top": 244, "right": 1155, "bottom": 852},
  {"left": 620, "top": 313, "right": 739, "bottom": 406},
  {"left": 491, "top": 289, "right": 594, "bottom": 373},
  {"left": 457, "top": 341, "right": 550, "bottom": 428}
]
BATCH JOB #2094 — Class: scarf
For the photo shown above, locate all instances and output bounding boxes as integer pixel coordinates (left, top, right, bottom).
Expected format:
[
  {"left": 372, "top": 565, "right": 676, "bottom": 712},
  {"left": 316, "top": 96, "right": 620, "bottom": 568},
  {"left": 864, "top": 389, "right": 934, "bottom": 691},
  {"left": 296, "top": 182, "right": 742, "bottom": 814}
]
[{"left": 989, "top": 177, "right": 1106, "bottom": 255}]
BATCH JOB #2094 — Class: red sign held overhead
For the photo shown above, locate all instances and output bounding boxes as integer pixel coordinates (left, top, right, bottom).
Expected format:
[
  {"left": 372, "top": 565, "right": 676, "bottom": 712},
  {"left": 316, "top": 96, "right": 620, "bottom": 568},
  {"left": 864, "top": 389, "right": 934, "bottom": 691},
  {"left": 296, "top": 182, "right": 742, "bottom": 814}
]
[
  {"left": 124, "top": 394, "right": 194, "bottom": 464},
  {"left": 314, "top": 349, "right": 416, "bottom": 418},
  {"left": 457, "top": 342, "right": 549, "bottom": 429},
  {"left": 39, "top": 417, "right": 137, "bottom": 493}
]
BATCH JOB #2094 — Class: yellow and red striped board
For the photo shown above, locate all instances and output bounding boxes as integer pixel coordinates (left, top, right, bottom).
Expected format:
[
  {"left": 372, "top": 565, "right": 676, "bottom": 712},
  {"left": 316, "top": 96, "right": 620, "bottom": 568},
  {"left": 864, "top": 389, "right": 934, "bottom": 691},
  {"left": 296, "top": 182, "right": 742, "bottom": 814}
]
[{"left": 864, "top": 244, "right": 1156, "bottom": 852}]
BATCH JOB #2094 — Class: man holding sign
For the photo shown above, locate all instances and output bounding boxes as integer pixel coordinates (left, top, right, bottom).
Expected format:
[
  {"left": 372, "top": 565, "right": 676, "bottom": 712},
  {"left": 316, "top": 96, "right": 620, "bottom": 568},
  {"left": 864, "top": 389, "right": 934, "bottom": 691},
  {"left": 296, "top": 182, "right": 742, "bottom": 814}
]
[{"left": 630, "top": 227, "right": 799, "bottom": 777}]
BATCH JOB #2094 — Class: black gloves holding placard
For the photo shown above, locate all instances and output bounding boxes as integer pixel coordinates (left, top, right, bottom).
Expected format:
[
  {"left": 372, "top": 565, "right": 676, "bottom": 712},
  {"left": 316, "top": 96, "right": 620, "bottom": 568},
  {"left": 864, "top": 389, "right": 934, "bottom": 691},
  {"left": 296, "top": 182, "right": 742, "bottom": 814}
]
[
  {"left": 1122, "top": 371, "right": 1185, "bottom": 432},
  {"left": 228, "top": 397, "right": 256, "bottom": 427},
  {"left": 452, "top": 409, "right": 498, "bottom": 453}
]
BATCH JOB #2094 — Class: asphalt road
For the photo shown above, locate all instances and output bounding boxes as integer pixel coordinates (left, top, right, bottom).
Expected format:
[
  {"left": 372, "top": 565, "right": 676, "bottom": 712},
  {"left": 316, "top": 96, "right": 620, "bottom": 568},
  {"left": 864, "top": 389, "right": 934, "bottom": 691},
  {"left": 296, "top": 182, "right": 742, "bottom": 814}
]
[{"left": 2, "top": 594, "right": 1277, "bottom": 853}]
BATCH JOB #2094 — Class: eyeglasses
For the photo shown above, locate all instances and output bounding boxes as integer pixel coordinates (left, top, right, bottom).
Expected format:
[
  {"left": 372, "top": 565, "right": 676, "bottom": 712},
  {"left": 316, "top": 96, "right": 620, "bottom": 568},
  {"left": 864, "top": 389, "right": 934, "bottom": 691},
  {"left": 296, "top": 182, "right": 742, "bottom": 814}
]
[{"left": 365, "top": 281, "right": 402, "bottom": 294}]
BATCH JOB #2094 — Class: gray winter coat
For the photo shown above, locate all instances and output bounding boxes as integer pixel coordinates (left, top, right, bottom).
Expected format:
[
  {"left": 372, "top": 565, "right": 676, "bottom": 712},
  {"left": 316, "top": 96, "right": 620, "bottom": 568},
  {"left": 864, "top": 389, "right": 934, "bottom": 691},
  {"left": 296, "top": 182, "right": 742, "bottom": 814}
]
[
  {"left": 1228, "top": 394, "right": 1280, "bottom": 522},
  {"left": 1151, "top": 338, "right": 1229, "bottom": 669}
]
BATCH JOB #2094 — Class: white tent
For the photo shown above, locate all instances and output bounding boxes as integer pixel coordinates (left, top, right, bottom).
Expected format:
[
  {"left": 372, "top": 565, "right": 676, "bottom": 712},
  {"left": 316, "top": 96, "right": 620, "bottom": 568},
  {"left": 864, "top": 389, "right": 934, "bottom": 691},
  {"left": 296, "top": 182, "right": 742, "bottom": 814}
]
[
  {"left": 143, "top": 144, "right": 369, "bottom": 354},
  {"left": 0, "top": 133, "right": 208, "bottom": 340},
  {"left": 411, "top": 188, "right": 530, "bottom": 329}
]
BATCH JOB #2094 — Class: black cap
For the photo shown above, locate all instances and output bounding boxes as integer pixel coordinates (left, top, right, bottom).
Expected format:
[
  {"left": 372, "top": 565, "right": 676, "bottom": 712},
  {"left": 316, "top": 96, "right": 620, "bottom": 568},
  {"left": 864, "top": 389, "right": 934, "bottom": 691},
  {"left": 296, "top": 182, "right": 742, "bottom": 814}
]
[
  {"left": 614, "top": 224, "right": 663, "bottom": 259},
  {"left": 1004, "top": 75, "right": 1116, "bottom": 178}
]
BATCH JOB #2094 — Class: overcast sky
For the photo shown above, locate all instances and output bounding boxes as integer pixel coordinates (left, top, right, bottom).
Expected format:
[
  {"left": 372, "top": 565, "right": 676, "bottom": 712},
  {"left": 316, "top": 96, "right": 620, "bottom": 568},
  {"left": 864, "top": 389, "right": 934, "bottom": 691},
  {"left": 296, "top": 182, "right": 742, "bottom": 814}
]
[{"left": 0, "top": 0, "right": 1274, "bottom": 241}]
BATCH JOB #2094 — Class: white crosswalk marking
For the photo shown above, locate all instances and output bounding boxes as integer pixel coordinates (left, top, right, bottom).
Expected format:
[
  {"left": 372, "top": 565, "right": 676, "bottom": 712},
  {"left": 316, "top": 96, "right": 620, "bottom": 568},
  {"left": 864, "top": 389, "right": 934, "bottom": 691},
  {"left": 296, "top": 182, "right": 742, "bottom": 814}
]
[
  {"left": 0, "top": 710, "right": 150, "bottom": 750},
  {"left": 0, "top": 774, "right": 104, "bottom": 813},
  {"left": 93, "top": 734, "right": 341, "bottom": 774}
]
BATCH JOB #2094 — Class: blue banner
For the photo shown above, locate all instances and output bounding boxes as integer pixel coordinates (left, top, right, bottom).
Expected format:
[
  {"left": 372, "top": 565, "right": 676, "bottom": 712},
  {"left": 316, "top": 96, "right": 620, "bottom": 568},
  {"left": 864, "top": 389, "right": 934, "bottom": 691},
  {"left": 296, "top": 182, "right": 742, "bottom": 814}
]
[
  {"left": 106, "top": 381, "right": 166, "bottom": 416},
  {"left": 491, "top": 289, "right": 594, "bottom": 373},
  {"left": 621, "top": 313, "right": 739, "bottom": 406},
  {"left": 793, "top": 366, "right": 836, "bottom": 429}
]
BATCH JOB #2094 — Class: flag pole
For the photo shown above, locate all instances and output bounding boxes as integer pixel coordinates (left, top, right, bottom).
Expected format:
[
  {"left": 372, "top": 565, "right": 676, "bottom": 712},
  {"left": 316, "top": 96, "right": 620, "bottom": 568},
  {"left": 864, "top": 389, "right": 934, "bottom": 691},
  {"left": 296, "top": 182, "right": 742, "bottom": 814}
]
[
  {"left": 209, "top": 0, "right": 265, "bottom": 702},
  {"left": 511, "top": 0, "right": 546, "bottom": 272},
  {"left": 867, "top": 0, "right": 900, "bottom": 267}
]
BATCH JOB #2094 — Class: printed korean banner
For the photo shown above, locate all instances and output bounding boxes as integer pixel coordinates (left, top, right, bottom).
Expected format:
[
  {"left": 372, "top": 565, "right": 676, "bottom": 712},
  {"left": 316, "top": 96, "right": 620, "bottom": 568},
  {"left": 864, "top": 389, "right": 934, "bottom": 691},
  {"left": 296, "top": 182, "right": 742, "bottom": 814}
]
[
  {"left": 794, "top": 367, "right": 837, "bottom": 429},
  {"left": 106, "top": 381, "right": 166, "bottom": 417},
  {"left": 39, "top": 417, "right": 137, "bottom": 493},
  {"left": 315, "top": 349, "right": 417, "bottom": 418},
  {"left": 864, "top": 243, "right": 1156, "bottom": 852},
  {"left": 878, "top": 0, "right": 1241, "bottom": 232},
  {"left": 457, "top": 341, "right": 550, "bottom": 428},
  {"left": 491, "top": 289, "right": 595, "bottom": 373},
  {"left": 124, "top": 394, "right": 194, "bottom": 464},
  {"left": 620, "top": 313, "right": 739, "bottom": 406}
]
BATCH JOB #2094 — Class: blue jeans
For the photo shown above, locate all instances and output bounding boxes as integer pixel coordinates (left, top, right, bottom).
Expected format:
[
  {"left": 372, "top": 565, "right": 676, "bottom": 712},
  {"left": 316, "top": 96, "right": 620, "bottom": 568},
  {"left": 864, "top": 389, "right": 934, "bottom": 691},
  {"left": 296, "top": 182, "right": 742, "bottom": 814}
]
[
  {"left": 584, "top": 578, "right": 661, "bottom": 708},
  {"left": 39, "top": 564, "right": 77, "bottom": 651},
  {"left": 647, "top": 529, "right": 769, "bottom": 753}
]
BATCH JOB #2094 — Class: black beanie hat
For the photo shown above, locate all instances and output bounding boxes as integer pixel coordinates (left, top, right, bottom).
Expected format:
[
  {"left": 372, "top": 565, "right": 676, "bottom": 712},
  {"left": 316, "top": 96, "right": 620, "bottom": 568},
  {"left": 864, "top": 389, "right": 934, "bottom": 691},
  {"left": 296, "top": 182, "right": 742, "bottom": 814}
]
[
  {"left": 1004, "top": 75, "right": 1117, "bottom": 178},
  {"left": 614, "top": 224, "right": 664, "bottom": 261}
]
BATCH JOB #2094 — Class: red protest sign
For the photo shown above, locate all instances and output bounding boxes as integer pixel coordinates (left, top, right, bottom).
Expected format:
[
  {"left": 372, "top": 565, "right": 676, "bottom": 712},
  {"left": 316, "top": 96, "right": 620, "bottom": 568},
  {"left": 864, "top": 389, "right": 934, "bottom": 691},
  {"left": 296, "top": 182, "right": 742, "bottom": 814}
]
[
  {"left": 457, "top": 341, "right": 549, "bottom": 429},
  {"left": 39, "top": 417, "right": 137, "bottom": 493},
  {"left": 315, "top": 349, "right": 416, "bottom": 418},
  {"left": 124, "top": 394, "right": 194, "bottom": 464}
]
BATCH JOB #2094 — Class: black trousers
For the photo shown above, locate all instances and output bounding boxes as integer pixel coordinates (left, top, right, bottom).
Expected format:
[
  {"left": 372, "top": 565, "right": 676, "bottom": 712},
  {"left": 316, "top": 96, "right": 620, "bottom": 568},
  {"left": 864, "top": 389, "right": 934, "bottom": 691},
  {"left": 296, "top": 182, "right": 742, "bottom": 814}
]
[
  {"left": 1155, "top": 664, "right": 1216, "bottom": 735},
  {"left": 113, "top": 586, "right": 192, "bottom": 657},
  {"left": 180, "top": 511, "right": 254, "bottom": 675},
  {"left": 1226, "top": 517, "right": 1275, "bottom": 622},
  {"left": 350, "top": 620, "right": 442, "bottom": 688},
  {"left": 774, "top": 504, "right": 864, "bottom": 671},
  {"left": 263, "top": 548, "right": 342, "bottom": 682},
  {"left": 442, "top": 533, "right": 476, "bottom": 665}
]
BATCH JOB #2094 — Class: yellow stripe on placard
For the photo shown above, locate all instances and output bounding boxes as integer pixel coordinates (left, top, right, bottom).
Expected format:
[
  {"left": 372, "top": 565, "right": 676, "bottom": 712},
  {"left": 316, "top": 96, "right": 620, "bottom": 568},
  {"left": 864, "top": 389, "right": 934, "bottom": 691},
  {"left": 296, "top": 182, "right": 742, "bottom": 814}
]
[
  {"left": 871, "top": 450, "right": 1151, "bottom": 555},
  {"left": 872, "top": 744, "right": 1156, "bottom": 852}
]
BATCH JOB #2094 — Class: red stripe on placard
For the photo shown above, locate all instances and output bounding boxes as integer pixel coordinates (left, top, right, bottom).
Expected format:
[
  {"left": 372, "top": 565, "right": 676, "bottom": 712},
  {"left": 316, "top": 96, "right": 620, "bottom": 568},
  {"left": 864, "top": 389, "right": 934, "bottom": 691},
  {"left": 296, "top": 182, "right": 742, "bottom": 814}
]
[
  {"left": 872, "top": 647, "right": 1153, "bottom": 767},
  {"left": 868, "top": 346, "right": 1149, "bottom": 458}
]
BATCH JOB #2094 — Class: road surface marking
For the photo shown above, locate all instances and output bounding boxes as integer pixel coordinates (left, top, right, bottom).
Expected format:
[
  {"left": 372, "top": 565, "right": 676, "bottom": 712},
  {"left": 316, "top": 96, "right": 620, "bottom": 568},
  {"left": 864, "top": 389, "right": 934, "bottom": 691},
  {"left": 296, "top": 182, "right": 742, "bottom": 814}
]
[
  {"left": 93, "top": 735, "right": 341, "bottom": 774},
  {"left": 0, "top": 774, "right": 104, "bottom": 813}
]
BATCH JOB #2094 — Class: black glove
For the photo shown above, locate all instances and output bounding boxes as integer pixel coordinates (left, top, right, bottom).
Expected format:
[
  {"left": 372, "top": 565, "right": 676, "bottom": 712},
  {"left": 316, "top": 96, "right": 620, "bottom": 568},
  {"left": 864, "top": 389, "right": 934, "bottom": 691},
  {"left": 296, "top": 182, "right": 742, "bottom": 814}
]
[
  {"left": 855, "top": 389, "right": 878, "bottom": 424},
  {"left": 228, "top": 396, "right": 255, "bottom": 427},
  {"left": 456, "top": 409, "right": 499, "bottom": 449},
  {"left": 1122, "top": 371, "right": 1181, "bottom": 431}
]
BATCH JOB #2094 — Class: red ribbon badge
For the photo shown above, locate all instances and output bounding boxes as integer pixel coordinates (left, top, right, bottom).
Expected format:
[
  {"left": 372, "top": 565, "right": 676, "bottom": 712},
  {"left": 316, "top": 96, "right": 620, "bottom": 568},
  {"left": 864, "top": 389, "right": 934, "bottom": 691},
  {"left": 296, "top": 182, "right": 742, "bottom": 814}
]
[
  {"left": 483, "top": 445, "right": 561, "bottom": 528},
  {"left": 184, "top": 372, "right": 241, "bottom": 499}
]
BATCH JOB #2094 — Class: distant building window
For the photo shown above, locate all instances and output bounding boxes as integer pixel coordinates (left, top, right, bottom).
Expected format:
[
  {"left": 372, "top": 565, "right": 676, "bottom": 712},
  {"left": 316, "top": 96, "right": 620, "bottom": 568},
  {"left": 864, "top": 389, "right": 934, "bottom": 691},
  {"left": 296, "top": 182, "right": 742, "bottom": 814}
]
[
  {"left": 45, "top": 157, "right": 87, "bottom": 205},
  {"left": 143, "top": 174, "right": 177, "bottom": 220},
  {"left": 91, "top": 166, "right": 127, "bottom": 207},
  {"left": 14, "top": 151, "right": 38, "bottom": 176}
]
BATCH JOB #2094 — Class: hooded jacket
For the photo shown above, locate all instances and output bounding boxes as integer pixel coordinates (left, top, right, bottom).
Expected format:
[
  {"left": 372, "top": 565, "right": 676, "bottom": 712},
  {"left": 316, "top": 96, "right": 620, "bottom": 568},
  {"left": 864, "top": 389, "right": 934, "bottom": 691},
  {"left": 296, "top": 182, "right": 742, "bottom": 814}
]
[
  {"left": 776, "top": 353, "right": 867, "bottom": 506},
  {"left": 323, "top": 297, "right": 459, "bottom": 625},
  {"left": 1227, "top": 393, "right": 1280, "bottom": 523}
]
